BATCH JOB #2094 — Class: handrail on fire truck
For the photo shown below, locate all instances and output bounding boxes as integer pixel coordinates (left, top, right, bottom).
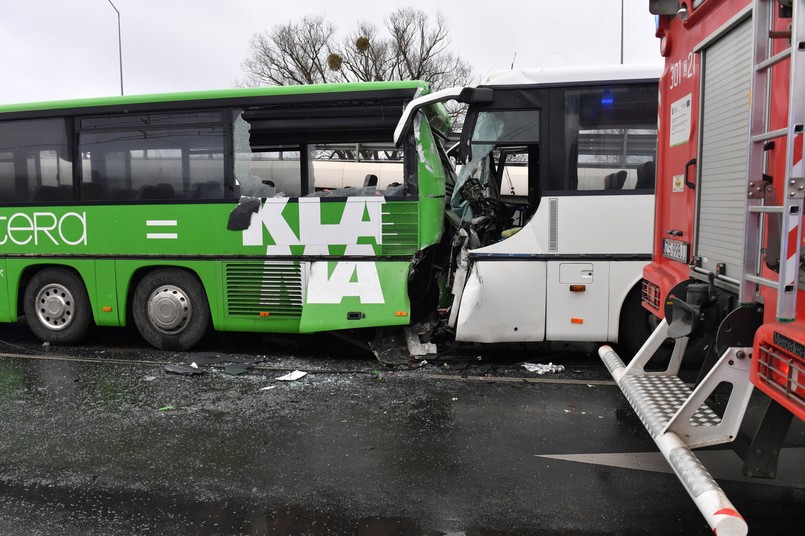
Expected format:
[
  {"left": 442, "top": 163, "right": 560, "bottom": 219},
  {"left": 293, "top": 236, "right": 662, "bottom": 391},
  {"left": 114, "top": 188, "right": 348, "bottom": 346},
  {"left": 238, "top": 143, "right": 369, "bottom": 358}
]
[{"left": 742, "top": 0, "right": 805, "bottom": 321}]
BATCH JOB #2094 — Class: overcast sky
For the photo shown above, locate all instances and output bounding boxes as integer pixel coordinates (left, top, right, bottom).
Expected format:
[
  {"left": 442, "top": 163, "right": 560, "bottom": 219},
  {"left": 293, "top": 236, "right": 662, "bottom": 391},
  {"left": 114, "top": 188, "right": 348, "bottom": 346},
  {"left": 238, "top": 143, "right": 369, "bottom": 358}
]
[{"left": 0, "top": 0, "right": 661, "bottom": 105}]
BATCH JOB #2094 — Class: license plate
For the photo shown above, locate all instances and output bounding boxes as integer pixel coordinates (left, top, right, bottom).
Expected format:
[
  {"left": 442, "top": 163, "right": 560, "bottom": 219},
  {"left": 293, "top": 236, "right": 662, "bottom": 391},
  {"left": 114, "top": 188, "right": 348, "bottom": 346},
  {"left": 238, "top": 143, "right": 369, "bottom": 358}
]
[{"left": 662, "top": 239, "right": 689, "bottom": 263}]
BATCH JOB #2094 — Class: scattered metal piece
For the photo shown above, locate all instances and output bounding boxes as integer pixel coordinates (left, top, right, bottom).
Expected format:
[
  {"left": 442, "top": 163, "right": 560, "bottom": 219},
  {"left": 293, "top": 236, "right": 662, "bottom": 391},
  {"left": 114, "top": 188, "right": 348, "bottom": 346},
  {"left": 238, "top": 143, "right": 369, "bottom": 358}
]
[
  {"left": 164, "top": 363, "right": 205, "bottom": 376},
  {"left": 224, "top": 363, "right": 253, "bottom": 376}
]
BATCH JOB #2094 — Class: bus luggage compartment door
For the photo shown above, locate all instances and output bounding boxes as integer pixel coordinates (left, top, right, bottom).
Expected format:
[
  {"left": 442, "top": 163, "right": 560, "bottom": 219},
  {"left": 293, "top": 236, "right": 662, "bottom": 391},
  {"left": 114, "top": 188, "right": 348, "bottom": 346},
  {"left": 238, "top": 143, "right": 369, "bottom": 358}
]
[
  {"left": 454, "top": 260, "right": 547, "bottom": 343},
  {"left": 545, "top": 261, "right": 609, "bottom": 341}
]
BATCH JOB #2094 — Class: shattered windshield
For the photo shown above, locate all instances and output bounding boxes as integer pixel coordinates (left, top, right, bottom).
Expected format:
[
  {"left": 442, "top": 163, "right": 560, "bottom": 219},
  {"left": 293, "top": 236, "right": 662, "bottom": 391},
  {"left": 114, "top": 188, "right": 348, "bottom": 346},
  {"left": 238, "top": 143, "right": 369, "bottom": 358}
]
[{"left": 451, "top": 109, "right": 539, "bottom": 221}]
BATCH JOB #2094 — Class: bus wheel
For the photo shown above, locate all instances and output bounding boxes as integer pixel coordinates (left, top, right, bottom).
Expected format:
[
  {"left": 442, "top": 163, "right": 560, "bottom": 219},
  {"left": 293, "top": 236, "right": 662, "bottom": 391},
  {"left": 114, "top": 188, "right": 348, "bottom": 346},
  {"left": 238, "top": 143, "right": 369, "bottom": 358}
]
[
  {"left": 618, "top": 286, "right": 660, "bottom": 357},
  {"left": 132, "top": 269, "right": 210, "bottom": 351},
  {"left": 23, "top": 268, "right": 91, "bottom": 345}
]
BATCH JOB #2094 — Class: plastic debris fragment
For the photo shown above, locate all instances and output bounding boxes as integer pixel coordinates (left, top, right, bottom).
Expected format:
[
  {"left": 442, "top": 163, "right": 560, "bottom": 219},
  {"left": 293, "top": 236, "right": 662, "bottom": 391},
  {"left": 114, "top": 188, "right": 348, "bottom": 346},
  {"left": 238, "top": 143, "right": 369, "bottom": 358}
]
[
  {"left": 522, "top": 362, "right": 565, "bottom": 374},
  {"left": 276, "top": 370, "right": 307, "bottom": 381}
]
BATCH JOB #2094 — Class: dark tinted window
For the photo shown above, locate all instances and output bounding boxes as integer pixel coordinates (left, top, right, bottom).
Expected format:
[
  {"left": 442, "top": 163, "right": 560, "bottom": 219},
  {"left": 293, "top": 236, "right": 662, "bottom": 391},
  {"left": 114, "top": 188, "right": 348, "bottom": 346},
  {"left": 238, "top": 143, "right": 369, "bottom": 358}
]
[
  {"left": 562, "top": 84, "right": 657, "bottom": 191},
  {"left": 79, "top": 113, "right": 226, "bottom": 201},
  {"left": 0, "top": 118, "right": 73, "bottom": 203}
]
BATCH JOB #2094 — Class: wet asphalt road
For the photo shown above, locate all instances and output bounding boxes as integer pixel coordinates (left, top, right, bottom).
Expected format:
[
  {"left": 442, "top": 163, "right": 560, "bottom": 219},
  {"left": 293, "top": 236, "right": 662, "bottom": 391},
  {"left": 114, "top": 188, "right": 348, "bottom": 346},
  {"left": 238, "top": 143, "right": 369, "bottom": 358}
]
[{"left": 0, "top": 322, "right": 803, "bottom": 535}]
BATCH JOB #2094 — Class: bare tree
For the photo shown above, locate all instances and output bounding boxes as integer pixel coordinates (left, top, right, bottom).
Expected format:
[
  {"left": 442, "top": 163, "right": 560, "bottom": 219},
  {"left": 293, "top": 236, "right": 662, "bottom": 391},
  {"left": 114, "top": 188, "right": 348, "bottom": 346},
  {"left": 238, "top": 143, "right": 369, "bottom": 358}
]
[
  {"left": 385, "top": 8, "right": 472, "bottom": 90},
  {"left": 240, "top": 9, "right": 474, "bottom": 91},
  {"left": 241, "top": 15, "right": 338, "bottom": 86},
  {"left": 334, "top": 23, "right": 393, "bottom": 82}
]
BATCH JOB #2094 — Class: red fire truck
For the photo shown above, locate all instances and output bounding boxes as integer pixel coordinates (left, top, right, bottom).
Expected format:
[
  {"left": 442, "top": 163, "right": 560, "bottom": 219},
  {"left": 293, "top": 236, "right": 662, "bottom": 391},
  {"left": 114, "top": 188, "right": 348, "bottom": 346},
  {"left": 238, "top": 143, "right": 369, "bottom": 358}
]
[{"left": 600, "top": 0, "right": 804, "bottom": 534}]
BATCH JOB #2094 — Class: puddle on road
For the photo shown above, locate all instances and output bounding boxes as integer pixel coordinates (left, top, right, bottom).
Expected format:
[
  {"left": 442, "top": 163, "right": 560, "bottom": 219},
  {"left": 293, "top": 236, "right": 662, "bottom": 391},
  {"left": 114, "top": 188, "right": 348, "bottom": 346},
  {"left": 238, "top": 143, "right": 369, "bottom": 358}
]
[{"left": 244, "top": 506, "right": 516, "bottom": 536}]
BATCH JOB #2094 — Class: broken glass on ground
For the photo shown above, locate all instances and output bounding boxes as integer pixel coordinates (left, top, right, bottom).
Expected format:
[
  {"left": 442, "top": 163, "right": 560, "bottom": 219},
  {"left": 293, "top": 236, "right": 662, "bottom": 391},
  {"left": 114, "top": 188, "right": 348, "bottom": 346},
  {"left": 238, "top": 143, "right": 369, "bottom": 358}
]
[{"left": 164, "top": 352, "right": 265, "bottom": 376}]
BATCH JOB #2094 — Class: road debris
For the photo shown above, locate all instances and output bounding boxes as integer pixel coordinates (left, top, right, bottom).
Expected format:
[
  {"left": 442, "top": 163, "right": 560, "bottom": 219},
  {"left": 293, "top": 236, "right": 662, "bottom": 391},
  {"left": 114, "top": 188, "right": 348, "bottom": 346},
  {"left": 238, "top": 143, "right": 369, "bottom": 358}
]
[
  {"left": 276, "top": 370, "right": 307, "bottom": 381},
  {"left": 522, "top": 362, "right": 565, "bottom": 374},
  {"left": 164, "top": 363, "right": 205, "bottom": 376}
]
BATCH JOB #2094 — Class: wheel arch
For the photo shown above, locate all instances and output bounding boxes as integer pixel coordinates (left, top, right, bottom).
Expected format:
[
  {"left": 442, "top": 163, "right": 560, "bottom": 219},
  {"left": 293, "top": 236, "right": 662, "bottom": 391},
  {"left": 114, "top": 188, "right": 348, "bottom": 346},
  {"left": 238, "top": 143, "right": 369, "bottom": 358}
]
[{"left": 611, "top": 271, "right": 646, "bottom": 343}]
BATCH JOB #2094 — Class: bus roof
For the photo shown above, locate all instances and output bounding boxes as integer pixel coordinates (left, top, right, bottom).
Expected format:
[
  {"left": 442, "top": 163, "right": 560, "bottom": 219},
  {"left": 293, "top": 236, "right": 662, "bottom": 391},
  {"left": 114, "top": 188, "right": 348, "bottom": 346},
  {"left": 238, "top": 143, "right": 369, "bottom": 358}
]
[
  {"left": 0, "top": 80, "right": 431, "bottom": 117},
  {"left": 479, "top": 63, "right": 662, "bottom": 87}
]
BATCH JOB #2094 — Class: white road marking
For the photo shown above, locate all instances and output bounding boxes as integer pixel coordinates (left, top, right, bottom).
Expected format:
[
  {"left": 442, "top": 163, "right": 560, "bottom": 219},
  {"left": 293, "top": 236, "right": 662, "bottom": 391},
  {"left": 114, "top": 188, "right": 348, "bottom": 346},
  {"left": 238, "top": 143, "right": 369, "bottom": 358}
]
[{"left": 536, "top": 447, "right": 805, "bottom": 489}]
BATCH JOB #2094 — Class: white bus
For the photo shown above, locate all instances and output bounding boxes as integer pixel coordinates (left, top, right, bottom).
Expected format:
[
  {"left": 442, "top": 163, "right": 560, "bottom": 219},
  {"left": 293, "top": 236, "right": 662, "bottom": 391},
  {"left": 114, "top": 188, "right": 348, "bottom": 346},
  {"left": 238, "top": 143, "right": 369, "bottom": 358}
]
[{"left": 398, "top": 64, "right": 661, "bottom": 353}]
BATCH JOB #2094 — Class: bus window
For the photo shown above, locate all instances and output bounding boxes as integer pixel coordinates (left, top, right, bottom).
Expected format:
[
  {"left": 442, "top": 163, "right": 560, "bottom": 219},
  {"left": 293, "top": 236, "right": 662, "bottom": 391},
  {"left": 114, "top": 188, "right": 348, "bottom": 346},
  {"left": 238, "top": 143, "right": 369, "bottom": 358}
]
[
  {"left": 0, "top": 118, "right": 73, "bottom": 203},
  {"left": 563, "top": 85, "right": 657, "bottom": 192},
  {"left": 78, "top": 112, "right": 227, "bottom": 201}
]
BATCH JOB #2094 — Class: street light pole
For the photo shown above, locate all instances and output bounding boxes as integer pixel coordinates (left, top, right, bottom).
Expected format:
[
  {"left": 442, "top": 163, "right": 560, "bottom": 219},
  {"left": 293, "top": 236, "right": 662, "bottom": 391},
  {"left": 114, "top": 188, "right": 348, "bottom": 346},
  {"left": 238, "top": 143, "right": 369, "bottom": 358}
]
[{"left": 107, "top": 0, "right": 124, "bottom": 95}]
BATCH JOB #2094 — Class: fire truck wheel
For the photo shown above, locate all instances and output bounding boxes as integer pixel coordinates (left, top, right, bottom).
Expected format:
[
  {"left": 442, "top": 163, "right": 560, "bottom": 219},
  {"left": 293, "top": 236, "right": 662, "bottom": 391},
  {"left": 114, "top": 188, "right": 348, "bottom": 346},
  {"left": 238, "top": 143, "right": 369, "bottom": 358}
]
[
  {"left": 132, "top": 268, "right": 210, "bottom": 351},
  {"left": 23, "top": 268, "right": 91, "bottom": 345}
]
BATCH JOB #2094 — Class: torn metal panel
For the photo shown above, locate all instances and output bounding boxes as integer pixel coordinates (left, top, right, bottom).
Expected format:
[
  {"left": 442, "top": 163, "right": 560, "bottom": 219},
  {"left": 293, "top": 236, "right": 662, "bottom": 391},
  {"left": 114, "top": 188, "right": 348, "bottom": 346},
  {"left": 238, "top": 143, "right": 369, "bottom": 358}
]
[
  {"left": 369, "top": 323, "right": 437, "bottom": 366},
  {"left": 369, "top": 331, "right": 410, "bottom": 366},
  {"left": 404, "top": 323, "right": 437, "bottom": 357},
  {"left": 447, "top": 231, "right": 470, "bottom": 329},
  {"left": 227, "top": 197, "right": 261, "bottom": 230},
  {"left": 164, "top": 363, "right": 205, "bottom": 376}
]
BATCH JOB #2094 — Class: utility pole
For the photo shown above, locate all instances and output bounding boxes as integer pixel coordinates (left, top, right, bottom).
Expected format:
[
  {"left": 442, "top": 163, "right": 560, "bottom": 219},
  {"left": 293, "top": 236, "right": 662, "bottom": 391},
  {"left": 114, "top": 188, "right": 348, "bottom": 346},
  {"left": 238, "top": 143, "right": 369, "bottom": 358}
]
[
  {"left": 620, "top": 0, "right": 624, "bottom": 64},
  {"left": 107, "top": 0, "right": 124, "bottom": 95}
]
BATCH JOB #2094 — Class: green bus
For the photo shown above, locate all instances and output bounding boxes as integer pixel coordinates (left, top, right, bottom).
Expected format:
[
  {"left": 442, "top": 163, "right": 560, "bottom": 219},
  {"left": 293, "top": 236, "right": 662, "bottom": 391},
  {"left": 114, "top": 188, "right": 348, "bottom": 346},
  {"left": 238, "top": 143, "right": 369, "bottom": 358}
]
[{"left": 0, "top": 82, "right": 452, "bottom": 350}]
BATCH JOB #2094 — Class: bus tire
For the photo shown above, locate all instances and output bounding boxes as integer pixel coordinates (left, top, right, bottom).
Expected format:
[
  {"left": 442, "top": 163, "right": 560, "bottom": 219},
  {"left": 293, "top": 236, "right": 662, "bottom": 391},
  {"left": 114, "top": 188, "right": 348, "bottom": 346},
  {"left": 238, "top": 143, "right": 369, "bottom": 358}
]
[
  {"left": 617, "top": 285, "right": 661, "bottom": 357},
  {"left": 132, "top": 269, "right": 210, "bottom": 351},
  {"left": 23, "top": 268, "right": 91, "bottom": 345}
]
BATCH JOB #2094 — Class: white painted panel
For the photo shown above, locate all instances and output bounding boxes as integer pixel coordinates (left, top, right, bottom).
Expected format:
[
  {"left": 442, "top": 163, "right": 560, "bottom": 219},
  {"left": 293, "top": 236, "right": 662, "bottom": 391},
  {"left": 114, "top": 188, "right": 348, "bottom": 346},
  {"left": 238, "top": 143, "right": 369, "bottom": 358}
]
[
  {"left": 546, "top": 261, "right": 610, "bottom": 341},
  {"left": 476, "top": 193, "right": 654, "bottom": 255},
  {"left": 455, "top": 261, "right": 547, "bottom": 342}
]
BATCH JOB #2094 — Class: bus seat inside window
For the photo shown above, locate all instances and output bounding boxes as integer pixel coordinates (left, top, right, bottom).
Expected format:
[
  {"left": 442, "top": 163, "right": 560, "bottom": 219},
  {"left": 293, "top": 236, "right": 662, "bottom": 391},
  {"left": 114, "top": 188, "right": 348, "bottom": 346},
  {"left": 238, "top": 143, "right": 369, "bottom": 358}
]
[
  {"left": 78, "top": 112, "right": 226, "bottom": 202},
  {"left": 0, "top": 118, "right": 73, "bottom": 203}
]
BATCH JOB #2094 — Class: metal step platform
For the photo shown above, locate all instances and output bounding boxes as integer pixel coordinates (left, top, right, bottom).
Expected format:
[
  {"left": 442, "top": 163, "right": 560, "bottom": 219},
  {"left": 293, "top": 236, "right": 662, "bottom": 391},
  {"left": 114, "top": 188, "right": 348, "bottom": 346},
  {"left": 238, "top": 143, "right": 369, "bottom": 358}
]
[{"left": 600, "top": 320, "right": 754, "bottom": 536}]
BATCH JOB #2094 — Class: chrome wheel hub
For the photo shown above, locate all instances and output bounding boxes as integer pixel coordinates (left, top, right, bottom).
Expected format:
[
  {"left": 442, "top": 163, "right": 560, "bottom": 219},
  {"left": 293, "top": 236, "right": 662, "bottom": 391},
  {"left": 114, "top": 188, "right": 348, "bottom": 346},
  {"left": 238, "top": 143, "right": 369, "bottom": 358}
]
[
  {"left": 35, "top": 283, "right": 75, "bottom": 331},
  {"left": 147, "top": 285, "right": 193, "bottom": 334}
]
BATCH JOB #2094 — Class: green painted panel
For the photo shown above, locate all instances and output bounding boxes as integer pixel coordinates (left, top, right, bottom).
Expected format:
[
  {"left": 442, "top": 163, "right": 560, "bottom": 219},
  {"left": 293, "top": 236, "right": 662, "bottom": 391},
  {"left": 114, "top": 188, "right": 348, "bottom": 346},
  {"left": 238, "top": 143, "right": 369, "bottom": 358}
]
[
  {"left": 0, "top": 259, "right": 9, "bottom": 322},
  {"left": 299, "top": 261, "right": 411, "bottom": 332},
  {"left": 93, "top": 260, "right": 119, "bottom": 326}
]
